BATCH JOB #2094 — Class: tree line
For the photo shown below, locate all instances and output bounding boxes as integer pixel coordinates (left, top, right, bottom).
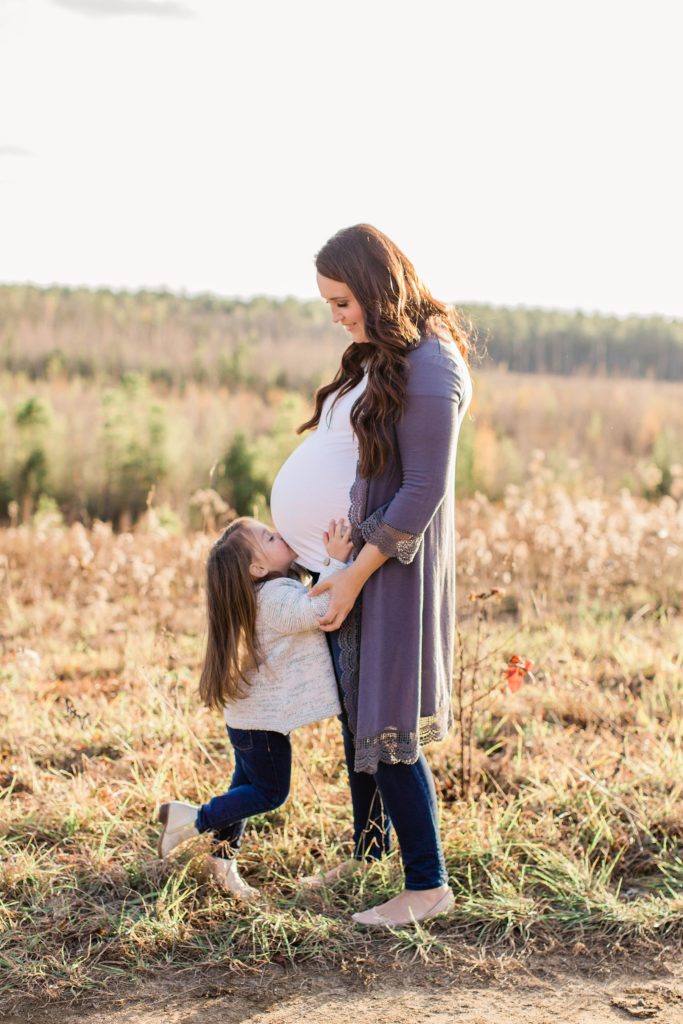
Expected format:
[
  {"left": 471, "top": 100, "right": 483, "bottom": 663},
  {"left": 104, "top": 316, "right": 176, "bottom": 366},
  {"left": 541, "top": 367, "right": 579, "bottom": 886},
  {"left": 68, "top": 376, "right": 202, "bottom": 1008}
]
[{"left": 2, "top": 284, "right": 682, "bottom": 385}]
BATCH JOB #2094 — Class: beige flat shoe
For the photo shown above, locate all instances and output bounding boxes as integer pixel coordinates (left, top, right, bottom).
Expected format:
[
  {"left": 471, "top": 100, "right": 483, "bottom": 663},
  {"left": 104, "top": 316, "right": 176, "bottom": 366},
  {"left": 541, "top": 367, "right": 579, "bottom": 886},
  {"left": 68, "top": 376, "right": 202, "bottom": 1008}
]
[
  {"left": 299, "top": 857, "right": 370, "bottom": 890},
  {"left": 352, "top": 885, "right": 454, "bottom": 928}
]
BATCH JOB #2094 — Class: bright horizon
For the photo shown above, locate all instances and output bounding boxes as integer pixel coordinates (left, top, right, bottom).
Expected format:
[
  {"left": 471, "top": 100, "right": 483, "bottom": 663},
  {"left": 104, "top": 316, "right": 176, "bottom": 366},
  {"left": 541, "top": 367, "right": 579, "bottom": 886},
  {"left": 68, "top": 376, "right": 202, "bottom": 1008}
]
[{"left": 1, "top": 0, "right": 682, "bottom": 319}]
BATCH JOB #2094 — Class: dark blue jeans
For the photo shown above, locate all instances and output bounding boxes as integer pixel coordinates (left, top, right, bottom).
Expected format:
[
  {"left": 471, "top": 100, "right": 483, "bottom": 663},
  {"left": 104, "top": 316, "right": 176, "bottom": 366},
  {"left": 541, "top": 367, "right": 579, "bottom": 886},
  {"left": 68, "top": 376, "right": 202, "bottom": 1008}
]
[
  {"left": 195, "top": 726, "right": 291, "bottom": 858},
  {"left": 325, "top": 625, "right": 448, "bottom": 891}
]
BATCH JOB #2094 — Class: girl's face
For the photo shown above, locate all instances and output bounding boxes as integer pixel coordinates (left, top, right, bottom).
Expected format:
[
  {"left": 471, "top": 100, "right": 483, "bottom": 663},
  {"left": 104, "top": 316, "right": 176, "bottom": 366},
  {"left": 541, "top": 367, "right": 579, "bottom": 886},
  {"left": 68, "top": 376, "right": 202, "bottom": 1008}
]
[
  {"left": 246, "top": 522, "right": 296, "bottom": 578},
  {"left": 317, "top": 273, "right": 368, "bottom": 344}
]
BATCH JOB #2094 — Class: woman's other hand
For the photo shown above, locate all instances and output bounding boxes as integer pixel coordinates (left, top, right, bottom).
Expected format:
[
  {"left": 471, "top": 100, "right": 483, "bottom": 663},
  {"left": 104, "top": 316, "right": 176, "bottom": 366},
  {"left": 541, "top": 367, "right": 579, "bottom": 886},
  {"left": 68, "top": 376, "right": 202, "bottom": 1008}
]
[
  {"left": 309, "top": 568, "right": 362, "bottom": 631},
  {"left": 323, "top": 518, "right": 353, "bottom": 563}
]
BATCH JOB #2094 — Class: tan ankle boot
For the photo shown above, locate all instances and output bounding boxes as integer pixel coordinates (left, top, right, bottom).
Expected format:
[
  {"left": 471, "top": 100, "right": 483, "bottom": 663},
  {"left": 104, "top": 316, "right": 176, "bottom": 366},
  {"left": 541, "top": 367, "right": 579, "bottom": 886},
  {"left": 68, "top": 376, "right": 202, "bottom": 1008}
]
[
  {"left": 157, "top": 801, "right": 199, "bottom": 859},
  {"left": 207, "top": 856, "right": 259, "bottom": 899}
]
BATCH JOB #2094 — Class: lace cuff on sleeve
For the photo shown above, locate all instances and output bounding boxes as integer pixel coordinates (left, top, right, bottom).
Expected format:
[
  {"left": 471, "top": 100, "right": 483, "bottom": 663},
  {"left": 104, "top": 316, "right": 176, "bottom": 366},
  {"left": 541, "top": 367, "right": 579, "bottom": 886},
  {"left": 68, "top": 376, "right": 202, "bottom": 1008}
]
[{"left": 359, "top": 505, "right": 422, "bottom": 565}]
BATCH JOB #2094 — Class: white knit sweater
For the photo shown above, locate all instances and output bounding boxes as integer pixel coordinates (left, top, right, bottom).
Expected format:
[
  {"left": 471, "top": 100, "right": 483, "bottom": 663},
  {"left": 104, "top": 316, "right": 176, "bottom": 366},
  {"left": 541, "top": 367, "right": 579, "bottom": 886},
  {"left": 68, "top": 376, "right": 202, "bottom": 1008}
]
[{"left": 222, "top": 559, "right": 344, "bottom": 733}]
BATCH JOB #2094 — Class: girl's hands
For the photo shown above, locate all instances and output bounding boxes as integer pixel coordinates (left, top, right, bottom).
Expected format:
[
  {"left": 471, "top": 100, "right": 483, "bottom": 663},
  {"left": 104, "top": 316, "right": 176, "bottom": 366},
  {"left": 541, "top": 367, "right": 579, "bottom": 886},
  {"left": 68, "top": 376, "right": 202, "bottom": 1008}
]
[
  {"left": 309, "top": 567, "right": 363, "bottom": 631},
  {"left": 323, "top": 518, "right": 353, "bottom": 563},
  {"left": 311, "top": 533, "right": 390, "bottom": 632}
]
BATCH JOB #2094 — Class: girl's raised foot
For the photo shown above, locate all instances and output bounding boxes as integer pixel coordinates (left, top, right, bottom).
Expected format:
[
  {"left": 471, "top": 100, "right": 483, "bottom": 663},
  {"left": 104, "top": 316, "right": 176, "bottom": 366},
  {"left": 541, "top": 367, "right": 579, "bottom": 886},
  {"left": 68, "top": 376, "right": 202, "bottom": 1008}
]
[
  {"left": 208, "top": 856, "right": 259, "bottom": 899},
  {"left": 157, "top": 801, "right": 199, "bottom": 859},
  {"left": 352, "top": 884, "right": 453, "bottom": 928}
]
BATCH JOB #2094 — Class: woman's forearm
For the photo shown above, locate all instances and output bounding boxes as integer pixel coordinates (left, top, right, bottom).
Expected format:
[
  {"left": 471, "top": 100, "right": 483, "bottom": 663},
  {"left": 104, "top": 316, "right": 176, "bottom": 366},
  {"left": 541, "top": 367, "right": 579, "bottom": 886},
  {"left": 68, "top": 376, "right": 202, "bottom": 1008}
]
[
  {"left": 347, "top": 542, "right": 389, "bottom": 589},
  {"left": 311, "top": 541, "right": 390, "bottom": 630}
]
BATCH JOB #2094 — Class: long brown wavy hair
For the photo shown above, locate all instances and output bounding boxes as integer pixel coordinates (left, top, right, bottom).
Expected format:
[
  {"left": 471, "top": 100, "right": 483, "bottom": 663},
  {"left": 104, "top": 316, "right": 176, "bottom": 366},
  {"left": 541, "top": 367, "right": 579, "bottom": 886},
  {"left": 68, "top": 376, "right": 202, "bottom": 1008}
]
[
  {"left": 297, "top": 223, "right": 471, "bottom": 477},
  {"left": 198, "top": 517, "right": 285, "bottom": 711}
]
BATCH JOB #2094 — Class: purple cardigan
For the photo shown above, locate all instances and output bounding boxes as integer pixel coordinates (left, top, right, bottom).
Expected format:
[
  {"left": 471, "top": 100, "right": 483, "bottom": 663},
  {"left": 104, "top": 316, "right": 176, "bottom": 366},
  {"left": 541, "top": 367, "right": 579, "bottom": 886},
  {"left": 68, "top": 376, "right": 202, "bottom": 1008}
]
[{"left": 338, "top": 334, "right": 472, "bottom": 773}]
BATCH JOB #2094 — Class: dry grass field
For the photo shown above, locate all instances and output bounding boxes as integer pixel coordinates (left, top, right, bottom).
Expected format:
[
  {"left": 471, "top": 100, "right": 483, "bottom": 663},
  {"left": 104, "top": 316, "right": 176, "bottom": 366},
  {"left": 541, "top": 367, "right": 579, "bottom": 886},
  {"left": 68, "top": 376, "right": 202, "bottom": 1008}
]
[{"left": 2, "top": 454, "right": 683, "bottom": 1018}]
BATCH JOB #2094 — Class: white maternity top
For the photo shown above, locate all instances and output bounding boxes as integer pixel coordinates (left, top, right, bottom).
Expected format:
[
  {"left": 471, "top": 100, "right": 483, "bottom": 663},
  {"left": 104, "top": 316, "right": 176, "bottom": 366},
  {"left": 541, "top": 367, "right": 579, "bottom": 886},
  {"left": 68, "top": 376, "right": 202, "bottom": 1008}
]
[{"left": 270, "top": 370, "right": 369, "bottom": 572}]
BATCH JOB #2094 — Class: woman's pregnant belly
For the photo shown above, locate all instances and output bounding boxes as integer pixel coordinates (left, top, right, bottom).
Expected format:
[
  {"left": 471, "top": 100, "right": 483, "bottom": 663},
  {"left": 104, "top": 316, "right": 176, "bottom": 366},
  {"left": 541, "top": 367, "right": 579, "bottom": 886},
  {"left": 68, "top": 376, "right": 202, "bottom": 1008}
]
[{"left": 270, "top": 432, "right": 359, "bottom": 573}]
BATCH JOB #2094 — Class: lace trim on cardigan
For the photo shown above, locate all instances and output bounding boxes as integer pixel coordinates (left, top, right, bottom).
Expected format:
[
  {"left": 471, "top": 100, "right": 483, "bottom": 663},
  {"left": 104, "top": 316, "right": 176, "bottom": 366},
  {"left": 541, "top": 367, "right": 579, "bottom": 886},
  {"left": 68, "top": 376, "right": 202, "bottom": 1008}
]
[
  {"left": 336, "top": 463, "right": 366, "bottom": 737},
  {"left": 337, "top": 594, "right": 361, "bottom": 735},
  {"left": 337, "top": 462, "right": 366, "bottom": 736},
  {"left": 352, "top": 702, "right": 453, "bottom": 775},
  {"left": 359, "top": 506, "right": 421, "bottom": 564},
  {"left": 350, "top": 459, "right": 421, "bottom": 565},
  {"left": 348, "top": 464, "right": 368, "bottom": 555},
  {"left": 343, "top": 460, "right": 448, "bottom": 772}
]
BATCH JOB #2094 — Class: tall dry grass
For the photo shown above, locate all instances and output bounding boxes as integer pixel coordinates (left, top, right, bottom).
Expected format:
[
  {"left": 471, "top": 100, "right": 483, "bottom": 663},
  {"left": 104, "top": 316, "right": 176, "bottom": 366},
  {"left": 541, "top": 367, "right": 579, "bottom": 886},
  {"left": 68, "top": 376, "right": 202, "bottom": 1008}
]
[{"left": 1, "top": 473, "right": 682, "bottom": 1009}]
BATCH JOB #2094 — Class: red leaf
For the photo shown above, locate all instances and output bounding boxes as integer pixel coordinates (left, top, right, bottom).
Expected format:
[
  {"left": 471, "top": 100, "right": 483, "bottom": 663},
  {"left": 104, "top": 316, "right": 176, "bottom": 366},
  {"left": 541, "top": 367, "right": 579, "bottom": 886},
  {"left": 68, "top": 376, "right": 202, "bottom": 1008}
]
[{"left": 502, "top": 655, "right": 533, "bottom": 693}]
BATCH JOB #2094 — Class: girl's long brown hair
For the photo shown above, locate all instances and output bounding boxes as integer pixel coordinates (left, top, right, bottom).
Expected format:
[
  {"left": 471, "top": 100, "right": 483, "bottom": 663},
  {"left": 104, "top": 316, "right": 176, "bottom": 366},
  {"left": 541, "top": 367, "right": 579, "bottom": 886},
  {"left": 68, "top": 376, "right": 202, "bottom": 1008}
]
[
  {"left": 298, "top": 223, "right": 471, "bottom": 478},
  {"left": 198, "top": 517, "right": 266, "bottom": 711}
]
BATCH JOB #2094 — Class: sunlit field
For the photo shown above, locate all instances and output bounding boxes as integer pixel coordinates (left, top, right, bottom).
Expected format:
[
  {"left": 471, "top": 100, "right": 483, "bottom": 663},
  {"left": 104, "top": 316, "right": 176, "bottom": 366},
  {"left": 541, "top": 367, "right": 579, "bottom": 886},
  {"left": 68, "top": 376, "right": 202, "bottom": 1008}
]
[
  {"left": 1, "top": 456, "right": 682, "bottom": 1009},
  {"left": 2, "top": 288, "right": 683, "bottom": 1007},
  {"left": 3, "top": 370, "right": 683, "bottom": 529}
]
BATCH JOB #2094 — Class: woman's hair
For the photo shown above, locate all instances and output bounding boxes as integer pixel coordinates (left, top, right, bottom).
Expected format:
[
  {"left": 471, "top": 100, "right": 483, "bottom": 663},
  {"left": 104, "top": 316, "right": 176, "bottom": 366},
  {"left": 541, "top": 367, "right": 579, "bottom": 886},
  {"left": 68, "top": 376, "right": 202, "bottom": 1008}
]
[
  {"left": 297, "top": 223, "right": 472, "bottom": 477},
  {"left": 198, "top": 517, "right": 266, "bottom": 711}
]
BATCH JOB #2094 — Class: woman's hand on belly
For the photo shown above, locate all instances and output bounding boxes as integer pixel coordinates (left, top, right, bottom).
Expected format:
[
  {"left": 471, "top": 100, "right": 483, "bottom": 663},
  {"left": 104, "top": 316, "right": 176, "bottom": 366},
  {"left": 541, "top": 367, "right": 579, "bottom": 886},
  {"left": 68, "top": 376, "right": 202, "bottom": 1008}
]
[
  {"left": 310, "top": 542, "right": 389, "bottom": 630},
  {"left": 308, "top": 569, "right": 364, "bottom": 631}
]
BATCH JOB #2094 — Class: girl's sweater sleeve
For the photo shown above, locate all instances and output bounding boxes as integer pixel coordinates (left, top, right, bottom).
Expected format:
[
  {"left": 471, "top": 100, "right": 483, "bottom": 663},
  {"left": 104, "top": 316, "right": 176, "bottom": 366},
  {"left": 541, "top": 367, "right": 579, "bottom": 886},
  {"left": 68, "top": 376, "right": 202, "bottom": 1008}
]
[{"left": 259, "top": 559, "right": 347, "bottom": 634}]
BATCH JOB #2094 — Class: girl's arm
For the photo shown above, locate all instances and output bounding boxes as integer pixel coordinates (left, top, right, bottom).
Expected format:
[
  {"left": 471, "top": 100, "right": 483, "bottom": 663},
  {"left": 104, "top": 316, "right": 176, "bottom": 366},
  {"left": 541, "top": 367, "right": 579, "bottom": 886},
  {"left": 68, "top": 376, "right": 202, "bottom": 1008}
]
[{"left": 259, "top": 559, "right": 347, "bottom": 635}]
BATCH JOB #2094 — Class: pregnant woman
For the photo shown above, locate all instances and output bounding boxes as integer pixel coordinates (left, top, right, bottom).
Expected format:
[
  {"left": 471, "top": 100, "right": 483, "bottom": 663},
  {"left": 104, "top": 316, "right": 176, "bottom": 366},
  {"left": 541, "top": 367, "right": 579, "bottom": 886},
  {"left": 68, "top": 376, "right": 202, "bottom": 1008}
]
[{"left": 270, "top": 224, "right": 472, "bottom": 928}]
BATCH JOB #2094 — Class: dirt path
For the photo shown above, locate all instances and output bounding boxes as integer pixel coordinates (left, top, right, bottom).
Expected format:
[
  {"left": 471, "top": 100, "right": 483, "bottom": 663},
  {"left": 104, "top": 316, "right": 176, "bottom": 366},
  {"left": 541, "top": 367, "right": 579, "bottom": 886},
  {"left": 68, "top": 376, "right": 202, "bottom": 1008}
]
[{"left": 6, "top": 957, "right": 683, "bottom": 1024}]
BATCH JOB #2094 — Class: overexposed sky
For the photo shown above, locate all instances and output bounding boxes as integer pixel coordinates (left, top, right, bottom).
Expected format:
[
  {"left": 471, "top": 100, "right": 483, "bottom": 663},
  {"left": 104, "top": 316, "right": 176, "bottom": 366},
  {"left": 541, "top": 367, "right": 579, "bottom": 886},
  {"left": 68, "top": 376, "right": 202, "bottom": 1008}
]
[{"left": 1, "top": 0, "right": 681, "bottom": 317}]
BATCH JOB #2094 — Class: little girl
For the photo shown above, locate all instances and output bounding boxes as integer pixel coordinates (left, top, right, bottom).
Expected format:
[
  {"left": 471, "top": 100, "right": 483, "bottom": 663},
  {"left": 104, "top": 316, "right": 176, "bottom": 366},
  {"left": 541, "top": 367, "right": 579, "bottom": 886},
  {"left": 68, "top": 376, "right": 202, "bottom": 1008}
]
[{"left": 157, "top": 515, "right": 351, "bottom": 897}]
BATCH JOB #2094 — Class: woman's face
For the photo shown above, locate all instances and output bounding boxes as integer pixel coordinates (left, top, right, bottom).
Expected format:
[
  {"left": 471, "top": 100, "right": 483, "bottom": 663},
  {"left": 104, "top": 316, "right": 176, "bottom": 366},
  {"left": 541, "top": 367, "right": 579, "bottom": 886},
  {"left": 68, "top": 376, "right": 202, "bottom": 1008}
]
[{"left": 317, "top": 273, "right": 368, "bottom": 343}]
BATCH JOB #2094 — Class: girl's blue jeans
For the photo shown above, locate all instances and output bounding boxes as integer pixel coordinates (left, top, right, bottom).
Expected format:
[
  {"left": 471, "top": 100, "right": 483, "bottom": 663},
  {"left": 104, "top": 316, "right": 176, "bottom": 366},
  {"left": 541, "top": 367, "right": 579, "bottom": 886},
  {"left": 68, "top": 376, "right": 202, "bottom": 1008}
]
[
  {"left": 195, "top": 726, "right": 291, "bottom": 857},
  {"left": 325, "top": 625, "right": 448, "bottom": 891}
]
